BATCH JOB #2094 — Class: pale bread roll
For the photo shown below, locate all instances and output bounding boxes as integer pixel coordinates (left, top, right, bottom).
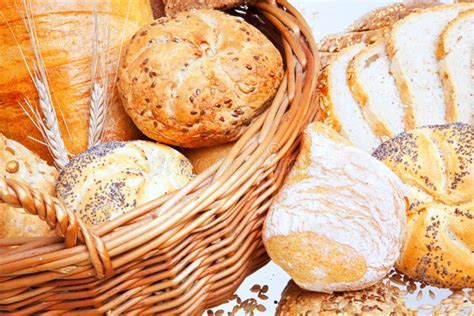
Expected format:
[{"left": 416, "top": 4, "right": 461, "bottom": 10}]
[
  {"left": 0, "top": 134, "right": 57, "bottom": 238},
  {"left": 118, "top": 9, "right": 283, "bottom": 148},
  {"left": 263, "top": 123, "right": 407, "bottom": 293},
  {"left": 276, "top": 280, "right": 409, "bottom": 315},
  {"left": 56, "top": 141, "right": 194, "bottom": 227},
  {"left": 373, "top": 123, "right": 474, "bottom": 288}
]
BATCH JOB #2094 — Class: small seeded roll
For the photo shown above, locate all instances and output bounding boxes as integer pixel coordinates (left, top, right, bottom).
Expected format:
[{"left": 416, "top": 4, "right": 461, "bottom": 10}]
[
  {"left": 373, "top": 123, "right": 474, "bottom": 288},
  {"left": 118, "top": 9, "right": 284, "bottom": 148},
  {"left": 276, "top": 280, "right": 409, "bottom": 315},
  {"left": 56, "top": 141, "right": 194, "bottom": 227}
]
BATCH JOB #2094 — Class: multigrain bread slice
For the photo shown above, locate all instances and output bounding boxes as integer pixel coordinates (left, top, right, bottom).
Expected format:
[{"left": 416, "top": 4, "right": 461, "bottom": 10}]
[
  {"left": 348, "top": 40, "right": 406, "bottom": 139},
  {"left": 348, "top": 1, "right": 440, "bottom": 32},
  {"left": 387, "top": 3, "right": 474, "bottom": 128},
  {"left": 437, "top": 9, "right": 474, "bottom": 124},
  {"left": 319, "top": 43, "right": 381, "bottom": 152}
]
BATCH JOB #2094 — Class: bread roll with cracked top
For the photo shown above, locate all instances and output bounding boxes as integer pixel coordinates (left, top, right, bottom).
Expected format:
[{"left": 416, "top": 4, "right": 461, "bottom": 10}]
[
  {"left": 263, "top": 123, "right": 407, "bottom": 293},
  {"left": 56, "top": 141, "right": 194, "bottom": 227},
  {"left": 118, "top": 9, "right": 283, "bottom": 148},
  {"left": 373, "top": 123, "right": 473, "bottom": 288},
  {"left": 0, "top": 134, "right": 57, "bottom": 238}
]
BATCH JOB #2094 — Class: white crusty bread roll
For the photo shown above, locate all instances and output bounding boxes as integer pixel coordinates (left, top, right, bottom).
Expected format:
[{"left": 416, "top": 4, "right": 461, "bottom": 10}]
[
  {"left": 118, "top": 9, "right": 283, "bottom": 148},
  {"left": 373, "top": 123, "right": 473, "bottom": 288},
  {"left": 437, "top": 9, "right": 474, "bottom": 124},
  {"left": 276, "top": 280, "right": 409, "bottom": 315},
  {"left": 263, "top": 123, "right": 407, "bottom": 293},
  {"left": 0, "top": 134, "right": 57, "bottom": 238},
  {"left": 56, "top": 141, "right": 194, "bottom": 227}
]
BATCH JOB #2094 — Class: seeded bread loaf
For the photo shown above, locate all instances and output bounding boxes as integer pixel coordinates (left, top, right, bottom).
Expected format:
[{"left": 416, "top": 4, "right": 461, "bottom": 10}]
[
  {"left": 319, "top": 43, "right": 381, "bottom": 152},
  {"left": 319, "top": 29, "right": 388, "bottom": 53},
  {"left": 387, "top": 3, "right": 473, "bottom": 128},
  {"left": 56, "top": 141, "right": 194, "bottom": 227},
  {"left": 347, "top": 40, "right": 406, "bottom": 139},
  {"left": 263, "top": 123, "right": 407, "bottom": 293},
  {"left": 437, "top": 9, "right": 474, "bottom": 124},
  {"left": 373, "top": 123, "right": 474, "bottom": 288},
  {"left": 0, "top": 134, "right": 57, "bottom": 238},
  {"left": 276, "top": 280, "right": 409, "bottom": 315},
  {"left": 118, "top": 10, "right": 283, "bottom": 148}
]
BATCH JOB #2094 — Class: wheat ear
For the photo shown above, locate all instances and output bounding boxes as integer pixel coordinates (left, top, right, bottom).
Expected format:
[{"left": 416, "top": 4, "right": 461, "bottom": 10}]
[
  {"left": 20, "top": 0, "right": 69, "bottom": 169},
  {"left": 88, "top": 0, "right": 111, "bottom": 148}
]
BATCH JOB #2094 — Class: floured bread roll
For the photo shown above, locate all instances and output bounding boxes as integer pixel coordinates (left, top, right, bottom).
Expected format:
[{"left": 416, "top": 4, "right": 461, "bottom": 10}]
[
  {"left": 373, "top": 123, "right": 473, "bottom": 288},
  {"left": 276, "top": 280, "right": 409, "bottom": 315},
  {"left": 263, "top": 123, "right": 407, "bottom": 293},
  {"left": 56, "top": 141, "right": 194, "bottom": 227},
  {"left": 0, "top": 134, "right": 57, "bottom": 238},
  {"left": 118, "top": 9, "right": 283, "bottom": 148}
]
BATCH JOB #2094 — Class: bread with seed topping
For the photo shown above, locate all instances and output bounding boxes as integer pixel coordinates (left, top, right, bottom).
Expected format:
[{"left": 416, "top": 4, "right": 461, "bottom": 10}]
[
  {"left": 118, "top": 9, "right": 283, "bottom": 148},
  {"left": 373, "top": 123, "right": 474, "bottom": 288},
  {"left": 55, "top": 141, "right": 194, "bottom": 227}
]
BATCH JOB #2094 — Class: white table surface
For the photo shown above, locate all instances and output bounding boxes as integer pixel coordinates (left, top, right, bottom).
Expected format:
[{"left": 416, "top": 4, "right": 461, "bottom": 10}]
[{"left": 209, "top": 1, "right": 471, "bottom": 315}]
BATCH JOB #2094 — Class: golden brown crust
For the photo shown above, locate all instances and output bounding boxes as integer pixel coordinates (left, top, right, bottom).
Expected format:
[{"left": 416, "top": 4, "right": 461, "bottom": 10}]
[
  {"left": 348, "top": 1, "right": 440, "bottom": 32},
  {"left": 317, "top": 67, "right": 342, "bottom": 133},
  {"left": 180, "top": 142, "right": 234, "bottom": 174},
  {"left": 119, "top": 10, "right": 284, "bottom": 148},
  {"left": 0, "top": 0, "right": 153, "bottom": 164},
  {"left": 276, "top": 280, "right": 410, "bottom": 315},
  {"left": 0, "top": 134, "right": 57, "bottom": 238},
  {"left": 162, "top": 0, "right": 248, "bottom": 16},
  {"left": 374, "top": 123, "right": 474, "bottom": 288},
  {"left": 319, "top": 29, "right": 388, "bottom": 53}
]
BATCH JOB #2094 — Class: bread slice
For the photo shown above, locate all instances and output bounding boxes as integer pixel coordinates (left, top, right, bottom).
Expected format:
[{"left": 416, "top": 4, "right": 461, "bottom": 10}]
[
  {"left": 348, "top": 40, "right": 406, "bottom": 139},
  {"left": 387, "top": 4, "right": 474, "bottom": 128},
  {"left": 349, "top": 1, "right": 440, "bottom": 32},
  {"left": 319, "top": 43, "right": 381, "bottom": 152},
  {"left": 319, "top": 29, "right": 388, "bottom": 53},
  {"left": 437, "top": 9, "right": 474, "bottom": 124}
]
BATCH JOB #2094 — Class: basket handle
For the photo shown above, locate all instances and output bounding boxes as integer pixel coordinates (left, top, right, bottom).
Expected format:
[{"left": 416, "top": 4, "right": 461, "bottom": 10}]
[{"left": 0, "top": 177, "right": 113, "bottom": 278}]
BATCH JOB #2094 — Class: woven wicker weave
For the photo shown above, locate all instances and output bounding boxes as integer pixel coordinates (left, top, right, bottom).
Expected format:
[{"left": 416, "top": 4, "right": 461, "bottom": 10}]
[{"left": 0, "top": 1, "right": 320, "bottom": 314}]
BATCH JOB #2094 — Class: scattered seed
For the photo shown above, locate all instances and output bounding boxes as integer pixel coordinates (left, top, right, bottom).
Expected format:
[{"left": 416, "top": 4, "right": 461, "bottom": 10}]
[
  {"left": 258, "top": 294, "right": 268, "bottom": 300},
  {"left": 256, "top": 305, "right": 266, "bottom": 312},
  {"left": 6, "top": 160, "right": 19, "bottom": 173},
  {"left": 417, "top": 290, "right": 423, "bottom": 301},
  {"left": 429, "top": 290, "right": 436, "bottom": 300}
]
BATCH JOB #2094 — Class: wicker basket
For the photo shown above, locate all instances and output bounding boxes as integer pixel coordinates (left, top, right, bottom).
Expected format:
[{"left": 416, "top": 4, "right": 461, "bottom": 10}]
[{"left": 0, "top": 1, "right": 320, "bottom": 314}]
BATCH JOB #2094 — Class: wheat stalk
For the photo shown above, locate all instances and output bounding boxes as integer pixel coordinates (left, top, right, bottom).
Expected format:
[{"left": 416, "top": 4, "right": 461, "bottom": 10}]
[
  {"left": 88, "top": 0, "right": 111, "bottom": 148},
  {"left": 18, "top": 0, "right": 69, "bottom": 169}
]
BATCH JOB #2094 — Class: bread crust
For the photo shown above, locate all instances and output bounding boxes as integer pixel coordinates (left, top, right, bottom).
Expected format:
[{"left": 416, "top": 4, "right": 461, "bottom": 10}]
[
  {"left": 347, "top": 41, "right": 394, "bottom": 138},
  {"left": 317, "top": 67, "right": 343, "bottom": 133},
  {"left": 436, "top": 8, "right": 474, "bottom": 123},
  {"left": 387, "top": 3, "right": 474, "bottom": 129},
  {"left": 0, "top": 0, "right": 153, "bottom": 163},
  {"left": 373, "top": 123, "right": 474, "bottom": 288},
  {"left": 276, "top": 280, "right": 409, "bottom": 315},
  {"left": 119, "top": 10, "right": 283, "bottom": 148},
  {"left": 0, "top": 134, "right": 57, "bottom": 238},
  {"left": 162, "top": 0, "right": 248, "bottom": 16},
  {"left": 319, "top": 29, "right": 388, "bottom": 53}
]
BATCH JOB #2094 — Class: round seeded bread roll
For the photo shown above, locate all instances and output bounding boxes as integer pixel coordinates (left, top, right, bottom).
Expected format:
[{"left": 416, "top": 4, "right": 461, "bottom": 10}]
[
  {"left": 373, "top": 123, "right": 473, "bottom": 288},
  {"left": 263, "top": 123, "right": 407, "bottom": 293},
  {"left": 0, "top": 134, "right": 57, "bottom": 238},
  {"left": 276, "top": 280, "right": 409, "bottom": 315},
  {"left": 118, "top": 9, "right": 284, "bottom": 148},
  {"left": 55, "top": 141, "right": 194, "bottom": 227}
]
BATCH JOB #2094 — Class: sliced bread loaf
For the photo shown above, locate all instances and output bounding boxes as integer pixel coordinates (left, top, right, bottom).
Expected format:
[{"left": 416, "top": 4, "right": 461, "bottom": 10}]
[
  {"left": 348, "top": 40, "right": 406, "bottom": 139},
  {"left": 387, "top": 4, "right": 473, "bottom": 128},
  {"left": 437, "top": 9, "right": 474, "bottom": 124},
  {"left": 319, "top": 43, "right": 381, "bottom": 152}
]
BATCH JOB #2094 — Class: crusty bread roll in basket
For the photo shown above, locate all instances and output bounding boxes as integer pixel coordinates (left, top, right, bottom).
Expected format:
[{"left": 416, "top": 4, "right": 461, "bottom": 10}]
[{"left": 0, "top": 1, "right": 320, "bottom": 314}]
